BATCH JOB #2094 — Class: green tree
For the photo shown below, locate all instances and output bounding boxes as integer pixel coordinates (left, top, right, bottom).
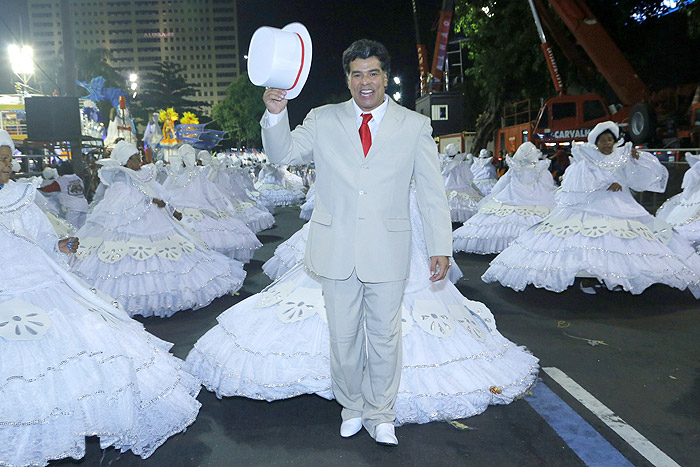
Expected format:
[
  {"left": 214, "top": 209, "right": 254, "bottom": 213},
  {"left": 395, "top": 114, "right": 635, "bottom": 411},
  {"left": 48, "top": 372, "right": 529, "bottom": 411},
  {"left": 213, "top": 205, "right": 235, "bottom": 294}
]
[
  {"left": 211, "top": 74, "right": 265, "bottom": 147},
  {"left": 453, "top": 0, "right": 700, "bottom": 147},
  {"left": 454, "top": 1, "right": 554, "bottom": 148},
  {"left": 133, "top": 61, "right": 203, "bottom": 125}
]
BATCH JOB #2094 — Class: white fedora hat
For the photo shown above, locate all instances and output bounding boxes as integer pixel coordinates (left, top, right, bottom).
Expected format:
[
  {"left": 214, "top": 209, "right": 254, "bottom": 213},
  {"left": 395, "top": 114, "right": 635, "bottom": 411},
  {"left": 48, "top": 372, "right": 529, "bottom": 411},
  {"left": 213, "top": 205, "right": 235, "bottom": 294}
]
[{"left": 247, "top": 22, "right": 312, "bottom": 100}]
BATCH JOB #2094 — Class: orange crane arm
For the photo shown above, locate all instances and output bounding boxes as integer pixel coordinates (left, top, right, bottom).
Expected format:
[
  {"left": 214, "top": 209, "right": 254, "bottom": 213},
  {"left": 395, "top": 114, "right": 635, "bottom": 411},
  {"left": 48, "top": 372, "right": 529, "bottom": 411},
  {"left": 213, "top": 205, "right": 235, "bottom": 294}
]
[{"left": 548, "top": 0, "right": 650, "bottom": 105}]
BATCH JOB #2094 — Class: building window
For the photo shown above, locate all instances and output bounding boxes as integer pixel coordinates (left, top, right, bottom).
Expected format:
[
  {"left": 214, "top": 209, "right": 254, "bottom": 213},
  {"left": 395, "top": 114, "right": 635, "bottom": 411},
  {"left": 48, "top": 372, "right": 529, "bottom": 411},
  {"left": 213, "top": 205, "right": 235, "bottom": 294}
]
[{"left": 431, "top": 104, "right": 449, "bottom": 121}]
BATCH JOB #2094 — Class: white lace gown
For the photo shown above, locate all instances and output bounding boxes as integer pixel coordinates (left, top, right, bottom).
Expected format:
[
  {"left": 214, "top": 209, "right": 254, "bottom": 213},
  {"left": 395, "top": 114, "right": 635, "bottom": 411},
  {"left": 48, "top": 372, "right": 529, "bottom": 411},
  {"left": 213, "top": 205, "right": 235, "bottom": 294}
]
[
  {"left": 70, "top": 164, "right": 245, "bottom": 318},
  {"left": 255, "top": 164, "right": 305, "bottom": 206},
  {"left": 442, "top": 156, "right": 483, "bottom": 222},
  {"left": 656, "top": 153, "right": 700, "bottom": 251},
  {"left": 471, "top": 157, "right": 499, "bottom": 196},
  {"left": 163, "top": 165, "right": 262, "bottom": 263},
  {"left": 205, "top": 161, "right": 274, "bottom": 233},
  {"left": 187, "top": 190, "right": 539, "bottom": 425},
  {"left": 0, "top": 181, "right": 201, "bottom": 467},
  {"left": 483, "top": 143, "right": 700, "bottom": 297},
  {"left": 453, "top": 158, "right": 557, "bottom": 254},
  {"left": 228, "top": 164, "right": 276, "bottom": 214}
]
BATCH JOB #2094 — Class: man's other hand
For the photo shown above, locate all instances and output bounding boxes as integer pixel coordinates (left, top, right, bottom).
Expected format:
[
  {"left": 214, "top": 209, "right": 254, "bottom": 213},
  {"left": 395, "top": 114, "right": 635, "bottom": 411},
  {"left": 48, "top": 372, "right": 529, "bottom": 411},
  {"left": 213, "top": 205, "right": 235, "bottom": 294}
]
[{"left": 429, "top": 256, "right": 450, "bottom": 282}]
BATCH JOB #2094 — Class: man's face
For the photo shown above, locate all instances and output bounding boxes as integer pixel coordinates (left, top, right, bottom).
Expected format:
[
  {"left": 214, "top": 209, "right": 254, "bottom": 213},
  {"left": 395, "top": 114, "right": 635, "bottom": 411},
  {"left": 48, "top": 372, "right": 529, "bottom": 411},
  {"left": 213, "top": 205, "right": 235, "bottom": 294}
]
[
  {"left": 0, "top": 146, "right": 13, "bottom": 185},
  {"left": 347, "top": 57, "right": 388, "bottom": 112}
]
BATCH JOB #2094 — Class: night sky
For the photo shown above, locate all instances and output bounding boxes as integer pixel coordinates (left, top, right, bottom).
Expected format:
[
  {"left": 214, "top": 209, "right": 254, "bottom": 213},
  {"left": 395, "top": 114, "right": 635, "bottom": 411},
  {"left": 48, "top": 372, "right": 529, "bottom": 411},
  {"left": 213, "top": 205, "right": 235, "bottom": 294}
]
[
  {"left": 237, "top": 0, "right": 445, "bottom": 126},
  {"left": 1, "top": 0, "right": 445, "bottom": 125}
]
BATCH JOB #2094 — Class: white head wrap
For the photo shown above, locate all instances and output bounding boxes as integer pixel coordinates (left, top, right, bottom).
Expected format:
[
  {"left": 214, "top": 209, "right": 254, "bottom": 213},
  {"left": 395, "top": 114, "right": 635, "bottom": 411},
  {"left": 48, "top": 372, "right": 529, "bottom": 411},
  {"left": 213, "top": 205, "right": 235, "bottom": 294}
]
[
  {"left": 444, "top": 143, "right": 459, "bottom": 156},
  {"left": 478, "top": 149, "right": 489, "bottom": 158},
  {"left": 587, "top": 121, "right": 620, "bottom": 145},
  {"left": 170, "top": 152, "right": 182, "bottom": 164},
  {"left": 685, "top": 152, "right": 700, "bottom": 168},
  {"left": 513, "top": 142, "right": 541, "bottom": 163},
  {"left": 179, "top": 144, "right": 196, "bottom": 168},
  {"left": 197, "top": 150, "right": 212, "bottom": 165},
  {"left": 111, "top": 140, "right": 139, "bottom": 166},
  {"left": 43, "top": 167, "right": 58, "bottom": 179},
  {"left": 11, "top": 160, "right": 20, "bottom": 172},
  {"left": 0, "top": 129, "right": 15, "bottom": 151}
]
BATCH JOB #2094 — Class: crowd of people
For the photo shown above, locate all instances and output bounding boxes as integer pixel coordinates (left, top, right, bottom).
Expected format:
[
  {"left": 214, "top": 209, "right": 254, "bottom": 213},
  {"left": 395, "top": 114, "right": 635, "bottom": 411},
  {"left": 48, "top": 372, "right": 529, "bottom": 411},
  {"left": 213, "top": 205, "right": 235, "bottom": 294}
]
[{"left": 1, "top": 36, "right": 699, "bottom": 465}]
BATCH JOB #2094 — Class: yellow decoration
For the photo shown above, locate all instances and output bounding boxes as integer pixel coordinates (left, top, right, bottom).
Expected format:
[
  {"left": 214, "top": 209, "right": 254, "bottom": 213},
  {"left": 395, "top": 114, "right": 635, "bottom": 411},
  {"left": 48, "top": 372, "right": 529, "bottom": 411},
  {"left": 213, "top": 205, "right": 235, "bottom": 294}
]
[
  {"left": 489, "top": 386, "right": 502, "bottom": 394},
  {"left": 158, "top": 107, "right": 179, "bottom": 146},
  {"left": 181, "top": 112, "right": 199, "bottom": 124}
]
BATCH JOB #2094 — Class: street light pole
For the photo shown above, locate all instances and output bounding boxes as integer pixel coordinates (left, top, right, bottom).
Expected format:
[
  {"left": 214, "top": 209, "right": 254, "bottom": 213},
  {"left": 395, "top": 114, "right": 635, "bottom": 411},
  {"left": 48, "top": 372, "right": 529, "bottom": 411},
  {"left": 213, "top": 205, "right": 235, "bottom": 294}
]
[{"left": 7, "top": 44, "right": 34, "bottom": 98}]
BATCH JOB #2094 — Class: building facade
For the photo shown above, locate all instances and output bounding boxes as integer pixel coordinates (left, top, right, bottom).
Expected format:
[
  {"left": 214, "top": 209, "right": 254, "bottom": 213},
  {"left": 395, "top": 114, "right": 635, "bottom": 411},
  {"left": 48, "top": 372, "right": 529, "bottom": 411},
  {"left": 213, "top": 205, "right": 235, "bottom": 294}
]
[{"left": 27, "top": 0, "right": 239, "bottom": 109}]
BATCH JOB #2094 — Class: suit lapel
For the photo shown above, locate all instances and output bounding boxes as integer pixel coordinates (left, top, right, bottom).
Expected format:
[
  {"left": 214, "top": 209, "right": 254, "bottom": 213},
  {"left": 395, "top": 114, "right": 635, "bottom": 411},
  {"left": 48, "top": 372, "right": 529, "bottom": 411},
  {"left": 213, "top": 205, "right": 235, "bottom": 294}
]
[
  {"left": 337, "top": 100, "right": 365, "bottom": 163},
  {"left": 365, "top": 99, "right": 403, "bottom": 163}
]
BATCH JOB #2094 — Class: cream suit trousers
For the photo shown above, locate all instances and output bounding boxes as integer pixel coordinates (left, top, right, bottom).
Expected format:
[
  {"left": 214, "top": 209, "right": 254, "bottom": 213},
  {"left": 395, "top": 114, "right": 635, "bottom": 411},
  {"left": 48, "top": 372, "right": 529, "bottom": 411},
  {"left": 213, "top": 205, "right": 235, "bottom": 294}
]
[{"left": 321, "top": 270, "right": 406, "bottom": 436}]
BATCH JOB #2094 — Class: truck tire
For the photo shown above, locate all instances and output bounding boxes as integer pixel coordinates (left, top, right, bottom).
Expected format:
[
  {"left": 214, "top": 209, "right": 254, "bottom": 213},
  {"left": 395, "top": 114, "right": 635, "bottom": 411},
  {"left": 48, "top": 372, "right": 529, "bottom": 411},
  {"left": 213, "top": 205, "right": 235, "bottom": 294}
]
[{"left": 629, "top": 103, "right": 655, "bottom": 145}]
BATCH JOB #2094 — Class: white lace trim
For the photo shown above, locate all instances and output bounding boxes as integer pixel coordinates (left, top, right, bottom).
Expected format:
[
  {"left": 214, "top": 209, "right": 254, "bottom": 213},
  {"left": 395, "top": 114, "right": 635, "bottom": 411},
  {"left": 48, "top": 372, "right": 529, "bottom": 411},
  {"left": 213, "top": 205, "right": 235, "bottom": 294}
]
[
  {"left": 479, "top": 199, "right": 552, "bottom": 218},
  {"left": 533, "top": 214, "right": 673, "bottom": 244},
  {"left": 75, "top": 234, "right": 196, "bottom": 263}
]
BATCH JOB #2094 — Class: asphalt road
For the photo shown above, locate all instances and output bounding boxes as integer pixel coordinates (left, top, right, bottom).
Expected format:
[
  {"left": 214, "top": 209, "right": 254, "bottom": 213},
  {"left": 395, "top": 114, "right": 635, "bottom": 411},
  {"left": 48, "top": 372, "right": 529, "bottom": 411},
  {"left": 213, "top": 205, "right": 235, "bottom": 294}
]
[{"left": 55, "top": 206, "right": 699, "bottom": 467}]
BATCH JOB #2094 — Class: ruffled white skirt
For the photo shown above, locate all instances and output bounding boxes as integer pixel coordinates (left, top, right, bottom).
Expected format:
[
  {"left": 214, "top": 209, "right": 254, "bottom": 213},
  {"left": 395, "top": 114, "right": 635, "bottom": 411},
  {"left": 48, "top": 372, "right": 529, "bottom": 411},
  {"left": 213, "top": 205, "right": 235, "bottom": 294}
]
[
  {"left": 453, "top": 201, "right": 552, "bottom": 254},
  {"left": 186, "top": 263, "right": 538, "bottom": 425},
  {"left": 254, "top": 183, "right": 305, "bottom": 207},
  {"left": 482, "top": 208, "right": 700, "bottom": 297},
  {"left": 180, "top": 208, "right": 262, "bottom": 263},
  {"left": 71, "top": 227, "right": 245, "bottom": 318},
  {"left": 0, "top": 283, "right": 201, "bottom": 467}
]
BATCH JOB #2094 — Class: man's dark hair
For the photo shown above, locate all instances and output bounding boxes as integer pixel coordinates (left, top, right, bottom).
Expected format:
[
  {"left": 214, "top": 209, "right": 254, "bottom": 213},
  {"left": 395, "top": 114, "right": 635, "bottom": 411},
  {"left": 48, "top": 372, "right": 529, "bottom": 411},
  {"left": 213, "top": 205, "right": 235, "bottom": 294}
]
[
  {"left": 57, "top": 160, "right": 75, "bottom": 175},
  {"left": 342, "top": 39, "right": 391, "bottom": 77}
]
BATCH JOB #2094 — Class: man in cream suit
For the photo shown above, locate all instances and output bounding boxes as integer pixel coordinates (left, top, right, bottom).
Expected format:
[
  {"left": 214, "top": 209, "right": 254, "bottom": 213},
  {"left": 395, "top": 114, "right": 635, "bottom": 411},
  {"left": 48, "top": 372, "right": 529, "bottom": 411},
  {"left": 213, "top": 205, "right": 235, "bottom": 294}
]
[{"left": 262, "top": 39, "right": 452, "bottom": 446}]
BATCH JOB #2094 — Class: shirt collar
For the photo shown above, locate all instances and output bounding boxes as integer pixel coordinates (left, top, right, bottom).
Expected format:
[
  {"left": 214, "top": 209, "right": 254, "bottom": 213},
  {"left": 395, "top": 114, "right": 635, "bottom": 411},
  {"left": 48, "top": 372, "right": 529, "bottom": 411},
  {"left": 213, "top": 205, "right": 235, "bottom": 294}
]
[{"left": 352, "top": 95, "right": 389, "bottom": 126}]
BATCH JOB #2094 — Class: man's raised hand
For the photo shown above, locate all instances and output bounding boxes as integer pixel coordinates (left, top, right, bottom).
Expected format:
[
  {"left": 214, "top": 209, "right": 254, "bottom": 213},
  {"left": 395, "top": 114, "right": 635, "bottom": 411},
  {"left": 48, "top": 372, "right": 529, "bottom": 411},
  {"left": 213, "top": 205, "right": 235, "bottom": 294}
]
[{"left": 263, "top": 88, "right": 288, "bottom": 115}]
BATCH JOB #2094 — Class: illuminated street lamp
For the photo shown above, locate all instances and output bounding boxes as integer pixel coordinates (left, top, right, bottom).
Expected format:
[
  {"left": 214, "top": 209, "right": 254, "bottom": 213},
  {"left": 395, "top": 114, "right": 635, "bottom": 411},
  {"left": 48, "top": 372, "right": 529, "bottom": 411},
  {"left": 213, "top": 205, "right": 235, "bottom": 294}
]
[
  {"left": 8, "top": 45, "right": 34, "bottom": 95},
  {"left": 392, "top": 76, "right": 402, "bottom": 103},
  {"left": 129, "top": 73, "right": 138, "bottom": 98}
]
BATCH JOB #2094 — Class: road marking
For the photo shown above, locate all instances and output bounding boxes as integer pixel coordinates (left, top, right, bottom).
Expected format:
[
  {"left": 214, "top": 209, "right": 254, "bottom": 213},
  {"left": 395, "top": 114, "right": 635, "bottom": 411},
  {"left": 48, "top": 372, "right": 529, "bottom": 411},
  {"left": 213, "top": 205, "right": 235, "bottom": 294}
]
[
  {"left": 527, "top": 381, "right": 633, "bottom": 466},
  {"left": 543, "top": 367, "right": 681, "bottom": 467}
]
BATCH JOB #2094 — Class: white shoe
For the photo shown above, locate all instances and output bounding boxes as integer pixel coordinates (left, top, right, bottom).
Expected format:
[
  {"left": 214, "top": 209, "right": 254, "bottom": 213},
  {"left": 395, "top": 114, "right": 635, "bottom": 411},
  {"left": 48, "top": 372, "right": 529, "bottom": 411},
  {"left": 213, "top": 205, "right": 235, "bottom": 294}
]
[
  {"left": 579, "top": 283, "right": 596, "bottom": 295},
  {"left": 340, "top": 417, "right": 363, "bottom": 438},
  {"left": 373, "top": 423, "right": 398, "bottom": 446}
]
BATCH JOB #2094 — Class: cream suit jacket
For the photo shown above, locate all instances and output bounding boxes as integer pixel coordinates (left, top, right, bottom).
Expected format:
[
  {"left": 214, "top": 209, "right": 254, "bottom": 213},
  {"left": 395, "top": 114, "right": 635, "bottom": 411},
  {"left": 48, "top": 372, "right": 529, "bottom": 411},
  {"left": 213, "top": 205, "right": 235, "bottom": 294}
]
[{"left": 262, "top": 98, "right": 452, "bottom": 282}]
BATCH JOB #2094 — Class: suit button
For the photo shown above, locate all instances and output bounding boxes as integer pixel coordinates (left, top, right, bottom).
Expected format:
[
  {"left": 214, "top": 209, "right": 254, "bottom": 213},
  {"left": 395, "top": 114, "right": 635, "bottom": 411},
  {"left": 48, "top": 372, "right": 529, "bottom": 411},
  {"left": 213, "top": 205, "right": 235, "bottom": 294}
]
[{"left": 359, "top": 190, "right": 365, "bottom": 195}]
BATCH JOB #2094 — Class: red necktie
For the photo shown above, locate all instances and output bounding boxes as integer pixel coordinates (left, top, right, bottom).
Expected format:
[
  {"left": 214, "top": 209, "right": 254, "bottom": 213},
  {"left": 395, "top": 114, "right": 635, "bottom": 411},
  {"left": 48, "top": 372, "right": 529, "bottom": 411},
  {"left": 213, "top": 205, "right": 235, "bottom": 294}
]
[{"left": 359, "top": 113, "right": 372, "bottom": 157}]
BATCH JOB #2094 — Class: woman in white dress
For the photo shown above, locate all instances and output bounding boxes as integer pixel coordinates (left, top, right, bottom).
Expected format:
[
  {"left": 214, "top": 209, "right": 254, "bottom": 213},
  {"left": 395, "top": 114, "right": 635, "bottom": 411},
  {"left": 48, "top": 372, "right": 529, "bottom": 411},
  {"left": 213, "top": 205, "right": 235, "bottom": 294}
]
[
  {"left": 442, "top": 144, "right": 483, "bottom": 223},
  {"left": 70, "top": 141, "right": 246, "bottom": 317},
  {"left": 471, "top": 149, "right": 499, "bottom": 196},
  {"left": 255, "top": 163, "right": 306, "bottom": 207},
  {"left": 482, "top": 122, "right": 700, "bottom": 297},
  {"left": 0, "top": 166, "right": 201, "bottom": 466},
  {"left": 453, "top": 142, "right": 557, "bottom": 254},
  {"left": 162, "top": 145, "right": 262, "bottom": 263},
  {"left": 186, "top": 187, "right": 538, "bottom": 425},
  {"left": 656, "top": 152, "right": 700, "bottom": 251},
  {"left": 199, "top": 150, "right": 274, "bottom": 233}
]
